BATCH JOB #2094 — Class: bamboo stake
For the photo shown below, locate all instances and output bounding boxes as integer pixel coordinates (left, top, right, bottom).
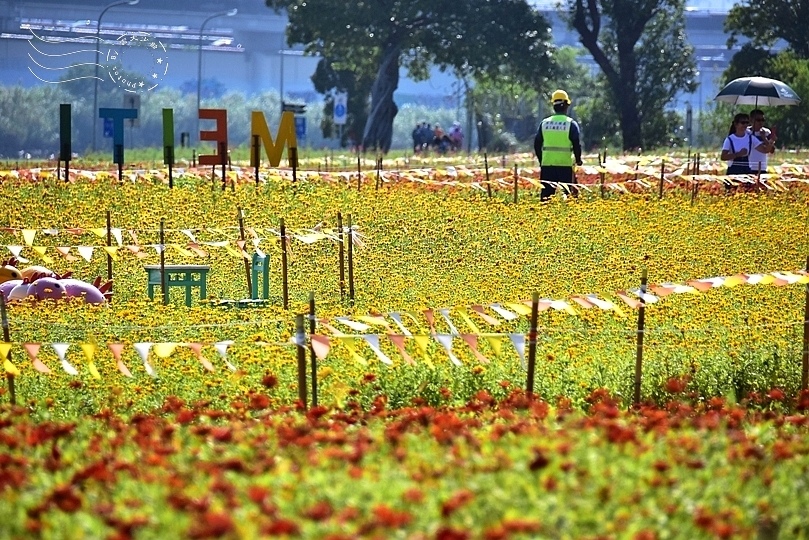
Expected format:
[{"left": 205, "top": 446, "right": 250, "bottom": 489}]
[
  {"left": 337, "top": 212, "right": 345, "bottom": 301},
  {"left": 237, "top": 207, "right": 252, "bottom": 298},
  {"left": 802, "top": 255, "right": 809, "bottom": 390},
  {"left": 280, "top": 218, "right": 289, "bottom": 309},
  {"left": 106, "top": 210, "right": 113, "bottom": 302},
  {"left": 295, "top": 313, "right": 307, "bottom": 410},
  {"left": 309, "top": 292, "right": 318, "bottom": 407},
  {"left": 526, "top": 292, "right": 539, "bottom": 396},
  {"left": 357, "top": 151, "right": 361, "bottom": 190},
  {"left": 160, "top": 218, "right": 167, "bottom": 305},
  {"left": 347, "top": 214, "right": 355, "bottom": 304},
  {"left": 513, "top": 164, "right": 518, "bottom": 204},
  {"left": 658, "top": 160, "right": 665, "bottom": 200},
  {"left": 253, "top": 134, "right": 260, "bottom": 187},
  {"left": 291, "top": 147, "right": 298, "bottom": 184},
  {"left": 633, "top": 269, "right": 648, "bottom": 405},
  {"left": 220, "top": 142, "right": 227, "bottom": 191},
  {"left": 0, "top": 293, "right": 15, "bottom": 405},
  {"left": 484, "top": 152, "right": 491, "bottom": 198}
]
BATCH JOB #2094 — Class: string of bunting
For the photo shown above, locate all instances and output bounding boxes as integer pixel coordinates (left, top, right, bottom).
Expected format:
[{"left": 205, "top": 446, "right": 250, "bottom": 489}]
[
  {"left": 0, "top": 225, "right": 364, "bottom": 264},
  {"left": 5, "top": 160, "right": 809, "bottom": 193},
  {"left": 1, "top": 268, "right": 807, "bottom": 378}
]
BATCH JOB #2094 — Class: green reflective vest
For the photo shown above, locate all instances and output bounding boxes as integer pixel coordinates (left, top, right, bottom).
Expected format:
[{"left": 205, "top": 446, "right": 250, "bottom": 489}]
[{"left": 540, "top": 115, "right": 573, "bottom": 167}]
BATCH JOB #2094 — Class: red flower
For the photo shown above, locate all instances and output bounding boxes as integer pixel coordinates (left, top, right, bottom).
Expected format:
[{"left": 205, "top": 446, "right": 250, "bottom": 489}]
[
  {"left": 210, "top": 427, "right": 232, "bottom": 443},
  {"left": 188, "top": 511, "right": 234, "bottom": 539},
  {"left": 303, "top": 501, "right": 334, "bottom": 522},
  {"left": 436, "top": 526, "right": 470, "bottom": 540},
  {"left": 50, "top": 485, "right": 82, "bottom": 513},
  {"left": 402, "top": 488, "right": 424, "bottom": 503},
  {"left": 262, "top": 374, "right": 278, "bottom": 389},
  {"left": 441, "top": 489, "right": 474, "bottom": 518},
  {"left": 664, "top": 376, "right": 688, "bottom": 394},
  {"left": 261, "top": 518, "right": 300, "bottom": 536},
  {"left": 372, "top": 504, "right": 412, "bottom": 528},
  {"left": 249, "top": 393, "right": 271, "bottom": 410},
  {"left": 767, "top": 388, "right": 786, "bottom": 402}
]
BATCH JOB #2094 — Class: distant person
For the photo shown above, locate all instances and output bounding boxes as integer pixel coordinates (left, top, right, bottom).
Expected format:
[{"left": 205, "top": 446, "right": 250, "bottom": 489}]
[
  {"left": 449, "top": 121, "right": 464, "bottom": 151},
  {"left": 747, "top": 109, "right": 776, "bottom": 173},
  {"left": 432, "top": 124, "right": 450, "bottom": 153},
  {"left": 412, "top": 123, "right": 422, "bottom": 153},
  {"left": 533, "top": 89, "right": 582, "bottom": 200}
]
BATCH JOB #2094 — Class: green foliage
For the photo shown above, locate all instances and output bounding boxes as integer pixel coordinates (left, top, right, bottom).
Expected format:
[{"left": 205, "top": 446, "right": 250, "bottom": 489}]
[
  {"left": 266, "top": 0, "right": 558, "bottom": 152},
  {"left": 567, "top": 0, "right": 697, "bottom": 150},
  {"left": 725, "top": 0, "right": 809, "bottom": 58}
]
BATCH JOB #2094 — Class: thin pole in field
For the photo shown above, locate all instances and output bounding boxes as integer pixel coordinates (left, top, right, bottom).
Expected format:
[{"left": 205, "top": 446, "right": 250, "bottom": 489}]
[
  {"left": 253, "top": 134, "right": 260, "bottom": 188},
  {"left": 658, "top": 160, "right": 665, "bottom": 200},
  {"left": 106, "top": 210, "right": 113, "bottom": 301},
  {"left": 0, "top": 293, "right": 16, "bottom": 405},
  {"left": 633, "top": 269, "right": 648, "bottom": 405},
  {"left": 280, "top": 218, "right": 289, "bottom": 309},
  {"left": 802, "top": 255, "right": 809, "bottom": 390},
  {"left": 347, "top": 214, "right": 355, "bottom": 304},
  {"left": 290, "top": 147, "right": 298, "bottom": 184},
  {"left": 295, "top": 313, "right": 307, "bottom": 410},
  {"left": 337, "top": 212, "right": 345, "bottom": 301},
  {"left": 309, "top": 292, "right": 318, "bottom": 407},
  {"left": 484, "top": 152, "right": 491, "bottom": 198},
  {"left": 220, "top": 142, "right": 227, "bottom": 191},
  {"left": 526, "top": 292, "right": 539, "bottom": 396},
  {"left": 237, "top": 207, "right": 252, "bottom": 298},
  {"left": 513, "top": 164, "right": 518, "bottom": 203},
  {"left": 159, "top": 218, "right": 167, "bottom": 305},
  {"left": 357, "top": 150, "right": 361, "bottom": 190}
]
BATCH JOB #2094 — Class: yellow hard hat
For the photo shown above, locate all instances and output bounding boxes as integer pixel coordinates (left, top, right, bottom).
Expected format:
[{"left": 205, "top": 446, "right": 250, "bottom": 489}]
[{"left": 551, "top": 89, "right": 571, "bottom": 104}]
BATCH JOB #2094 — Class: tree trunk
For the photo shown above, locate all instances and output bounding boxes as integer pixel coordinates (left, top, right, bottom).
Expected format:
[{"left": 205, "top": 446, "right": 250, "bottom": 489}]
[
  {"left": 362, "top": 43, "right": 400, "bottom": 153},
  {"left": 616, "top": 55, "right": 643, "bottom": 151}
]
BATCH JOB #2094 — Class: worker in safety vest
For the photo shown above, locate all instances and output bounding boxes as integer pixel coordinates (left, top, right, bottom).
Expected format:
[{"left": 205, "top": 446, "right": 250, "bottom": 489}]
[{"left": 533, "top": 89, "right": 583, "bottom": 200}]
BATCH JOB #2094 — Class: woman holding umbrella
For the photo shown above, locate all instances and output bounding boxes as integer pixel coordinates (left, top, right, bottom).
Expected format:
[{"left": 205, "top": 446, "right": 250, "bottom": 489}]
[{"left": 720, "top": 113, "right": 770, "bottom": 178}]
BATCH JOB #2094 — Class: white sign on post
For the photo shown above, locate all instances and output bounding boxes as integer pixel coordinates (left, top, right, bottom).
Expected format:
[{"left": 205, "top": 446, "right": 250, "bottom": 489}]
[{"left": 333, "top": 92, "right": 348, "bottom": 125}]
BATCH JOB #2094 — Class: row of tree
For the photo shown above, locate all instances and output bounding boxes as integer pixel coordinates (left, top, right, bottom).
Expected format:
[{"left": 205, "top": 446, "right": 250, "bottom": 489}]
[{"left": 267, "top": 0, "right": 809, "bottom": 152}]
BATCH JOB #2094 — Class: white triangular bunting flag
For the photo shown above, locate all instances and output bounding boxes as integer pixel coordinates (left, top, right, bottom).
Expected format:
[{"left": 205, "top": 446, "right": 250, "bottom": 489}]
[
  {"left": 214, "top": 341, "right": 237, "bottom": 371},
  {"left": 7, "top": 246, "right": 29, "bottom": 263},
  {"left": 133, "top": 342, "right": 156, "bottom": 377},
  {"left": 489, "top": 303, "right": 519, "bottom": 321},
  {"left": 509, "top": 333, "right": 526, "bottom": 370},
  {"left": 437, "top": 308, "right": 460, "bottom": 336},
  {"left": 52, "top": 343, "right": 78, "bottom": 375},
  {"left": 151, "top": 244, "right": 165, "bottom": 255},
  {"left": 335, "top": 317, "right": 371, "bottom": 332},
  {"left": 389, "top": 313, "right": 413, "bottom": 336},
  {"left": 180, "top": 229, "right": 197, "bottom": 242},
  {"left": 435, "top": 334, "right": 462, "bottom": 367},
  {"left": 77, "top": 246, "right": 94, "bottom": 262},
  {"left": 361, "top": 335, "right": 392, "bottom": 365},
  {"left": 111, "top": 228, "right": 123, "bottom": 246}
]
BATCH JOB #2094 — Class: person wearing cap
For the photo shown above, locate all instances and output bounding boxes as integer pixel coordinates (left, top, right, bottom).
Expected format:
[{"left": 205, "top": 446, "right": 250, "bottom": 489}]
[{"left": 534, "top": 89, "right": 583, "bottom": 200}]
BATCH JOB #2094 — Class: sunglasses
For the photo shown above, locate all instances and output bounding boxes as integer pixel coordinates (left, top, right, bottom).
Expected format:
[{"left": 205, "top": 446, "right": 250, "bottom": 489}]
[
  {"left": 754, "top": 117, "right": 765, "bottom": 122},
  {"left": 738, "top": 120, "right": 750, "bottom": 125}
]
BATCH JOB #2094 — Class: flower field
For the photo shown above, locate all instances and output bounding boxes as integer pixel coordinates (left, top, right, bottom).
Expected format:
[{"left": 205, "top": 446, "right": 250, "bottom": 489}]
[{"left": 2, "top": 155, "right": 809, "bottom": 538}]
